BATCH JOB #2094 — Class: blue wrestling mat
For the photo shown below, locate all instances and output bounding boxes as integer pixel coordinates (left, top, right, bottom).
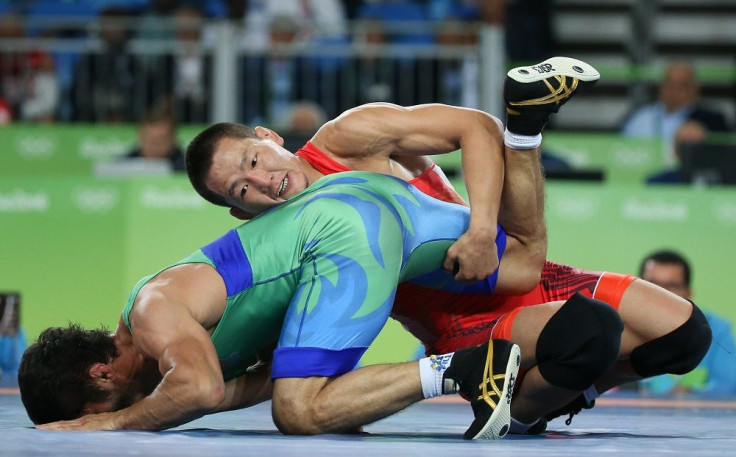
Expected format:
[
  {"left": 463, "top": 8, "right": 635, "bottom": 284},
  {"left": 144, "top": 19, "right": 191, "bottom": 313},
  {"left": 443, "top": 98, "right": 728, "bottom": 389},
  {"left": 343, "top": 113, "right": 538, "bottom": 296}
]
[{"left": 2, "top": 392, "right": 735, "bottom": 456}]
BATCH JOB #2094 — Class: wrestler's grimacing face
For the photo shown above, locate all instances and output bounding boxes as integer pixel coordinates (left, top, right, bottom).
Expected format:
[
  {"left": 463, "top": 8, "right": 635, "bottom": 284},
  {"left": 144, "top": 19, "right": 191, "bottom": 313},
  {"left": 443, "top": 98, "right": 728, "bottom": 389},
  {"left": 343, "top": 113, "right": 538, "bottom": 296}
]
[{"left": 206, "top": 137, "right": 312, "bottom": 215}]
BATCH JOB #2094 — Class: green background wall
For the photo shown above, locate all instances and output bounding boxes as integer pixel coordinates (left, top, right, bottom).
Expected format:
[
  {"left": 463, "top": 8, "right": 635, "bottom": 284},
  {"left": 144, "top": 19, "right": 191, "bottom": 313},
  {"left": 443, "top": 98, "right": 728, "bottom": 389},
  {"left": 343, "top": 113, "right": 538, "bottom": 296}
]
[{"left": 1, "top": 126, "right": 734, "bottom": 365}]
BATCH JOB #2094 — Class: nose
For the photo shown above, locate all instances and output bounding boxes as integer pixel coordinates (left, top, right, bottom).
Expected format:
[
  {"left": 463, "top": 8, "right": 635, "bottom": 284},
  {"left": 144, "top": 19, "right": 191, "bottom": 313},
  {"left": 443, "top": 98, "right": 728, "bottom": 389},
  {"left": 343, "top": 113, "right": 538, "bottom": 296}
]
[{"left": 247, "top": 170, "right": 273, "bottom": 192}]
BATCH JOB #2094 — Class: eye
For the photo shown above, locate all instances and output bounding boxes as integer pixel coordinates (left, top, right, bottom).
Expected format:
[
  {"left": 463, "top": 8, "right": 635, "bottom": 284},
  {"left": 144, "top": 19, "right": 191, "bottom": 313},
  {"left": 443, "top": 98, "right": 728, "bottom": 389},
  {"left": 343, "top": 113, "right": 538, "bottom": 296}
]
[
  {"left": 239, "top": 185, "right": 248, "bottom": 199},
  {"left": 251, "top": 155, "right": 257, "bottom": 168}
]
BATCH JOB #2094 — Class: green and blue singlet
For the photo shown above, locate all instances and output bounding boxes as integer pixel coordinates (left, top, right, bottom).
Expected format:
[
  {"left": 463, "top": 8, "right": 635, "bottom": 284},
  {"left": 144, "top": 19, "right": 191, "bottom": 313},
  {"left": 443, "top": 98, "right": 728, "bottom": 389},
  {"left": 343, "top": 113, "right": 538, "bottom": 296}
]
[{"left": 123, "top": 172, "right": 506, "bottom": 380}]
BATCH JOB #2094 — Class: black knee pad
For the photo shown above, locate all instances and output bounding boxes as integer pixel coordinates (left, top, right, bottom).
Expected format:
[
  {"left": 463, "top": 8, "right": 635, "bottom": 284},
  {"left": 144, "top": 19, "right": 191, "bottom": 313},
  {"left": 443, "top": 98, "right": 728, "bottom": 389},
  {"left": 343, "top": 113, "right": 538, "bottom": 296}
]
[
  {"left": 536, "top": 293, "right": 624, "bottom": 391},
  {"left": 630, "top": 302, "right": 712, "bottom": 378}
]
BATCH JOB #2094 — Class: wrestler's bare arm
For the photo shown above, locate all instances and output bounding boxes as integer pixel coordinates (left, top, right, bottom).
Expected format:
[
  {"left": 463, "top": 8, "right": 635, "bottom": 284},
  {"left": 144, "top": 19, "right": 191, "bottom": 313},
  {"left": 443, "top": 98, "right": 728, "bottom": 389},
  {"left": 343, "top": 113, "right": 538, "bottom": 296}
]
[
  {"left": 39, "top": 265, "right": 229, "bottom": 431},
  {"left": 315, "top": 103, "right": 505, "bottom": 283}
]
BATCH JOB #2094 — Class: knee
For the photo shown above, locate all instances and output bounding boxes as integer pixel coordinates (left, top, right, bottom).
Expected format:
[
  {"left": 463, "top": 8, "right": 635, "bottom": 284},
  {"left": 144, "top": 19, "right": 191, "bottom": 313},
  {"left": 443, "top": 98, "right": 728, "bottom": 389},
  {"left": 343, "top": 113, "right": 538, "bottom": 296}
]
[
  {"left": 272, "top": 394, "right": 321, "bottom": 435},
  {"left": 630, "top": 302, "right": 712, "bottom": 378},
  {"left": 536, "top": 293, "right": 624, "bottom": 391}
]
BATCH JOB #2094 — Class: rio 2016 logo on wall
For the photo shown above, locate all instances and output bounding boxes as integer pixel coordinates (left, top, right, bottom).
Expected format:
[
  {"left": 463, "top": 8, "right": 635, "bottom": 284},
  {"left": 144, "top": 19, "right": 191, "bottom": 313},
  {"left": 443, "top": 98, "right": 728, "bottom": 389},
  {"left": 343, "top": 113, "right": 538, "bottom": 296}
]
[
  {"left": 620, "top": 197, "right": 689, "bottom": 222},
  {"left": 72, "top": 187, "right": 120, "bottom": 214},
  {"left": 0, "top": 189, "right": 50, "bottom": 212},
  {"left": 15, "top": 135, "right": 57, "bottom": 160},
  {"left": 79, "top": 137, "right": 131, "bottom": 161}
]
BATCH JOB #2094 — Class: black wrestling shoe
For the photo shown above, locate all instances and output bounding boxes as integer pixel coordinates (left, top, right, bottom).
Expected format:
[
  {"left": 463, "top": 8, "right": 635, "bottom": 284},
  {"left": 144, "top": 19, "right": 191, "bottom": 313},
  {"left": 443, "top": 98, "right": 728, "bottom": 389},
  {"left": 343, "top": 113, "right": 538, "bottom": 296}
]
[
  {"left": 526, "top": 418, "right": 548, "bottom": 435},
  {"left": 442, "top": 339, "right": 521, "bottom": 440},
  {"left": 504, "top": 56, "right": 600, "bottom": 135},
  {"left": 509, "top": 417, "right": 548, "bottom": 435},
  {"left": 544, "top": 394, "right": 595, "bottom": 426}
]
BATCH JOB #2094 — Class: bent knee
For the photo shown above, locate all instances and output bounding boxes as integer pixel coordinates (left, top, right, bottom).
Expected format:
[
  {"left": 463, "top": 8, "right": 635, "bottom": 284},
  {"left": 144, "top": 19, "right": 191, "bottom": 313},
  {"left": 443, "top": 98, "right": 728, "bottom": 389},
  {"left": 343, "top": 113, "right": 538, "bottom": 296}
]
[
  {"left": 272, "top": 397, "right": 321, "bottom": 435},
  {"left": 536, "top": 293, "right": 623, "bottom": 391},
  {"left": 630, "top": 302, "right": 712, "bottom": 378}
]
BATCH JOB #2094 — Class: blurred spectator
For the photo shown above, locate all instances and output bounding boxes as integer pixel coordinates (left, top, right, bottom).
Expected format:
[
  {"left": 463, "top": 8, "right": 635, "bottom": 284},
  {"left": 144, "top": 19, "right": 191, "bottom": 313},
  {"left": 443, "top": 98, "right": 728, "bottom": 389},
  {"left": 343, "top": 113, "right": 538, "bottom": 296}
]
[
  {"left": 241, "top": 0, "right": 348, "bottom": 51},
  {"left": 125, "top": 102, "right": 185, "bottom": 172},
  {"left": 169, "top": 5, "right": 210, "bottom": 122},
  {"left": 356, "top": 0, "right": 432, "bottom": 45},
  {"left": 351, "top": 8, "right": 435, "bottom": 108},
  {"left": 353, "top": 18, "right": 395, "bottom": 104},
  {"left": 265, "top": 15, "right": 304, "bottom": 124},
  {"left": 0, "top": 293, "right": 26, "bottom": 386},
  {"left": 0, "top": 13, "right": 60, "bottom": 122},
  {"left": 277, "top": 100, "right": 327, "bottom": 136},
  {"left": 426, "top": 0, "right": 480, "bottom": 22},
  {"left": 238, "top": 0, "right": 348, "bottom": 119},
  {"left": 241, "top": 13, "right": 314, "bottom": 125},
  {"left": 639, "top": 250, "right": 736, "bottom": 396},
  {"left": 342, "top": 0, "right": 366, "bottom": 20},
  {"left": 71, "top": 7, "right": 137, "bottom": 122},
  {"left": 434, "top": 18, "right": 479, "bottom": 108},
  {"left": 0, "top": 95, "right": 12, "bottom": 124},
  {"left": 621, "top": 61, "right": 730, "bottom": 165},
  {"left": 646, "top": 120, "right": 708, "bottom": 184},
  {"left": 136, "top": 0, "right": 180, "bottom": 41}
]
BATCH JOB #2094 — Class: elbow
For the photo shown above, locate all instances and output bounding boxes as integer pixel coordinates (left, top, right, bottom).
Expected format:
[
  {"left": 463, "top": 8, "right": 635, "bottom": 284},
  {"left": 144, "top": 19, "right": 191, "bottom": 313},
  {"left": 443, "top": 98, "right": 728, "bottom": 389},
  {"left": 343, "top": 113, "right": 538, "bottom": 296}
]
[
  {"left": 192, "top": 378, "right": 226, "bottom": 411},
  {"left": 519, "top": 231, "right": 547, "bottom": 292}
]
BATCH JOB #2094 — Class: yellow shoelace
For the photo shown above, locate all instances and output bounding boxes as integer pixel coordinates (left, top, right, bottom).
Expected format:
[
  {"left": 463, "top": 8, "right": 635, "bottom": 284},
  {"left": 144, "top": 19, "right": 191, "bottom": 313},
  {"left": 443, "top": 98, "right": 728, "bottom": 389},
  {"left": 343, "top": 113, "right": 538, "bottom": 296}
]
[
  {"left": 509, "top": 75, "right": 580, "bottom": 107},
  {"left": 477, "top": 342, "right": 506, "bottom": 407}
]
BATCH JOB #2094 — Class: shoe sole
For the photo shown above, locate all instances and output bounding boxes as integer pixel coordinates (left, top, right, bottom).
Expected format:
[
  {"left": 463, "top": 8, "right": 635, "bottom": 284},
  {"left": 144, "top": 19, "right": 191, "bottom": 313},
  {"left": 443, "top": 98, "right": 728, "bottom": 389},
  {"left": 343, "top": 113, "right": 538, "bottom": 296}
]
[
  {"left": 507, "top": 56, "right": 600, "bottom": 84},
  {"left": 469, "top": 343, "right": 521, "bottom": 440}
]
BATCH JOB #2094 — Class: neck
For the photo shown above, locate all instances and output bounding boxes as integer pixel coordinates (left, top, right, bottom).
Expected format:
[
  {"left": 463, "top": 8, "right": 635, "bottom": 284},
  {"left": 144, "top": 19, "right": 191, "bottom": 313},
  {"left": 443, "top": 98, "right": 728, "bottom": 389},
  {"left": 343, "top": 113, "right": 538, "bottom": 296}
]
[{"left": 296, "top": 155, "right": 327, "bottom": 185}]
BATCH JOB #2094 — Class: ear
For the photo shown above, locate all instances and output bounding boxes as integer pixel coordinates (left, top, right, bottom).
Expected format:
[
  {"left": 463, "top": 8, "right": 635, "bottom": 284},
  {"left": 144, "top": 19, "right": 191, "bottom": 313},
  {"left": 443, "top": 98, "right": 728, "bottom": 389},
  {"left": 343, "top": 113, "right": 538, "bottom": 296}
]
[
  {"left": 254, "top": 126, "right": 284, "bottom": 147},
  {"left": 88, "top": 363, "right": 116, "bottom": 384},
  {"left": 230, "top": 207, "right": 255, "bottom": 220}
]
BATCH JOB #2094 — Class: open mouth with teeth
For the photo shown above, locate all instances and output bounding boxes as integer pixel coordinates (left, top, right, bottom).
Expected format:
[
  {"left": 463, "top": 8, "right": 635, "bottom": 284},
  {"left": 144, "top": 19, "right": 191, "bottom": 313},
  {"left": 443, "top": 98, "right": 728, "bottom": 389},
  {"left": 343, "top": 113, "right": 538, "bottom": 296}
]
[{"left": 277, "top": 176, "right": 289, "bottom": 197}]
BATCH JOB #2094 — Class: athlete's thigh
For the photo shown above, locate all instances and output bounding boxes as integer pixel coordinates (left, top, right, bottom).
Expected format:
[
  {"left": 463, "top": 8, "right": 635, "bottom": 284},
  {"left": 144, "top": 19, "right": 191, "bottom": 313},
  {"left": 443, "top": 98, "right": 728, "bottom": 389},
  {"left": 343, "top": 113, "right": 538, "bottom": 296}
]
[
  {"left": 508, "top": 300, "right": 565, "bottom": 368},
  {"left": 616, "top": 279, "right": 692, "bottom": 356}
]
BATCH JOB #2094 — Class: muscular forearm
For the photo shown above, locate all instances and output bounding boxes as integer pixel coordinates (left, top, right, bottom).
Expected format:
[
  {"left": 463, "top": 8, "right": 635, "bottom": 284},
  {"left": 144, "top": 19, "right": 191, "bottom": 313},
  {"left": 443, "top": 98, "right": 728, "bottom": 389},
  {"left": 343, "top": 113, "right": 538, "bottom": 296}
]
[
  {"left": 460, "top": 114, "right": 504, "bottom": 233},
  {"left": 113, "top": 369, "right": 226, "bottom": 430},
  {"left": 39, "top": 369, "right": 225, "bottom": 431}
]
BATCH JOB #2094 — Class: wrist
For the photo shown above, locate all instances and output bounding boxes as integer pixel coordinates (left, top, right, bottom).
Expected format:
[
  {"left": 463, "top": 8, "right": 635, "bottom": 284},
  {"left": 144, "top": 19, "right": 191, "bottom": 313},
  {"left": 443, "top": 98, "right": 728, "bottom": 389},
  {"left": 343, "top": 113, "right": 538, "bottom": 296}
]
[{"left": 467, "top": 224, "right": 497, "bottom": 237}]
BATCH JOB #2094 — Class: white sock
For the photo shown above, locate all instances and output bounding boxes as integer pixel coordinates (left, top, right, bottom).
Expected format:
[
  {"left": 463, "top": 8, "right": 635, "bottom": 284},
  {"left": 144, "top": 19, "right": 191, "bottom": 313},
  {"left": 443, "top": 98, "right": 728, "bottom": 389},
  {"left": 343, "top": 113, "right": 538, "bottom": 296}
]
[
  {"left": 583, "top": 385, "right": 599, "bottom": 404},
  {"left": 504, "top": 128, "right": 542, "bottom": 150},
  {"left": 418, "top": 353, "right": 455, "bottom": 399}
]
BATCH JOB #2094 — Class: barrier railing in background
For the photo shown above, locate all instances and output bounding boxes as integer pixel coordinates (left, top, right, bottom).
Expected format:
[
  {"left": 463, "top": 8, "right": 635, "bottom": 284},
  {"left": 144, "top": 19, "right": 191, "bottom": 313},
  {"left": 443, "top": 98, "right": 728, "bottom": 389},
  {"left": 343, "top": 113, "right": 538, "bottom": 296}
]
[{"left": 0, "top": 17, "right": 504, "bottom": 126}]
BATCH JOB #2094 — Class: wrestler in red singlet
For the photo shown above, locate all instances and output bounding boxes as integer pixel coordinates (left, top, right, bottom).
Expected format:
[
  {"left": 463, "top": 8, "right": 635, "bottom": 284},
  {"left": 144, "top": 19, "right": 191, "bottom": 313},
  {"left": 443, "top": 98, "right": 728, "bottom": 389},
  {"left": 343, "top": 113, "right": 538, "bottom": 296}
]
[{"left": 296, "top": 142, "right": 636, "bottom": 355}]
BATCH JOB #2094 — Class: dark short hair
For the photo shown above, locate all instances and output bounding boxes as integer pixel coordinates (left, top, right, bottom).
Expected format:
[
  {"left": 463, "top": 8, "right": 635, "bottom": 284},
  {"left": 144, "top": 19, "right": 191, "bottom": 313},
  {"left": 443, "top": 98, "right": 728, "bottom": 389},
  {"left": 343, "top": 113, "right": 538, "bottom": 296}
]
[
  {"left": 185, "top": 122, "right": 258, "bottom": 207},
  {"left": 639, "top": 249, "right": 692, "bottom": 287},
  {"left": 18, "top": 324, "right": 118, "bottom": 424}
]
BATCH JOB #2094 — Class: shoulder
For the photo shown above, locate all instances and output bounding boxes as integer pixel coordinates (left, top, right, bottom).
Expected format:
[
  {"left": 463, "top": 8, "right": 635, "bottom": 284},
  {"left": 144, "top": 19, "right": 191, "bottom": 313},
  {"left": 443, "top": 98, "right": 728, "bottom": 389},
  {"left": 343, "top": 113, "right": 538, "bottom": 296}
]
[
  {"left": 312, "top": 103, "right": 404, "bottom": 158},
  {"left": 129, "top": 264, "right": 225, "bottom": 326}
]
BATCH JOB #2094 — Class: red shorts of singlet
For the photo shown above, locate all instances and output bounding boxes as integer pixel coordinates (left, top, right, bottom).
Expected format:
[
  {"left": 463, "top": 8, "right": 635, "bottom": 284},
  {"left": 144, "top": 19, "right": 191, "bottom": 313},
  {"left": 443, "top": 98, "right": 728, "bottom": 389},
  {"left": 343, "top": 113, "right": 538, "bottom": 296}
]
[{"left": 391, "top": 260, "right": 637, "bottom": 355}]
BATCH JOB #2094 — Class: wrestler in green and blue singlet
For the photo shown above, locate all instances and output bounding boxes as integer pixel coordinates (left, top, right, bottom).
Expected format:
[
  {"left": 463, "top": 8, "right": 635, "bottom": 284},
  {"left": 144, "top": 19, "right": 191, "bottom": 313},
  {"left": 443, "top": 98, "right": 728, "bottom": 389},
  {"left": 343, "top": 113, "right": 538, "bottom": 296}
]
[{"left": 123, "top": 171, "right": 506, "bottom": 381}]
